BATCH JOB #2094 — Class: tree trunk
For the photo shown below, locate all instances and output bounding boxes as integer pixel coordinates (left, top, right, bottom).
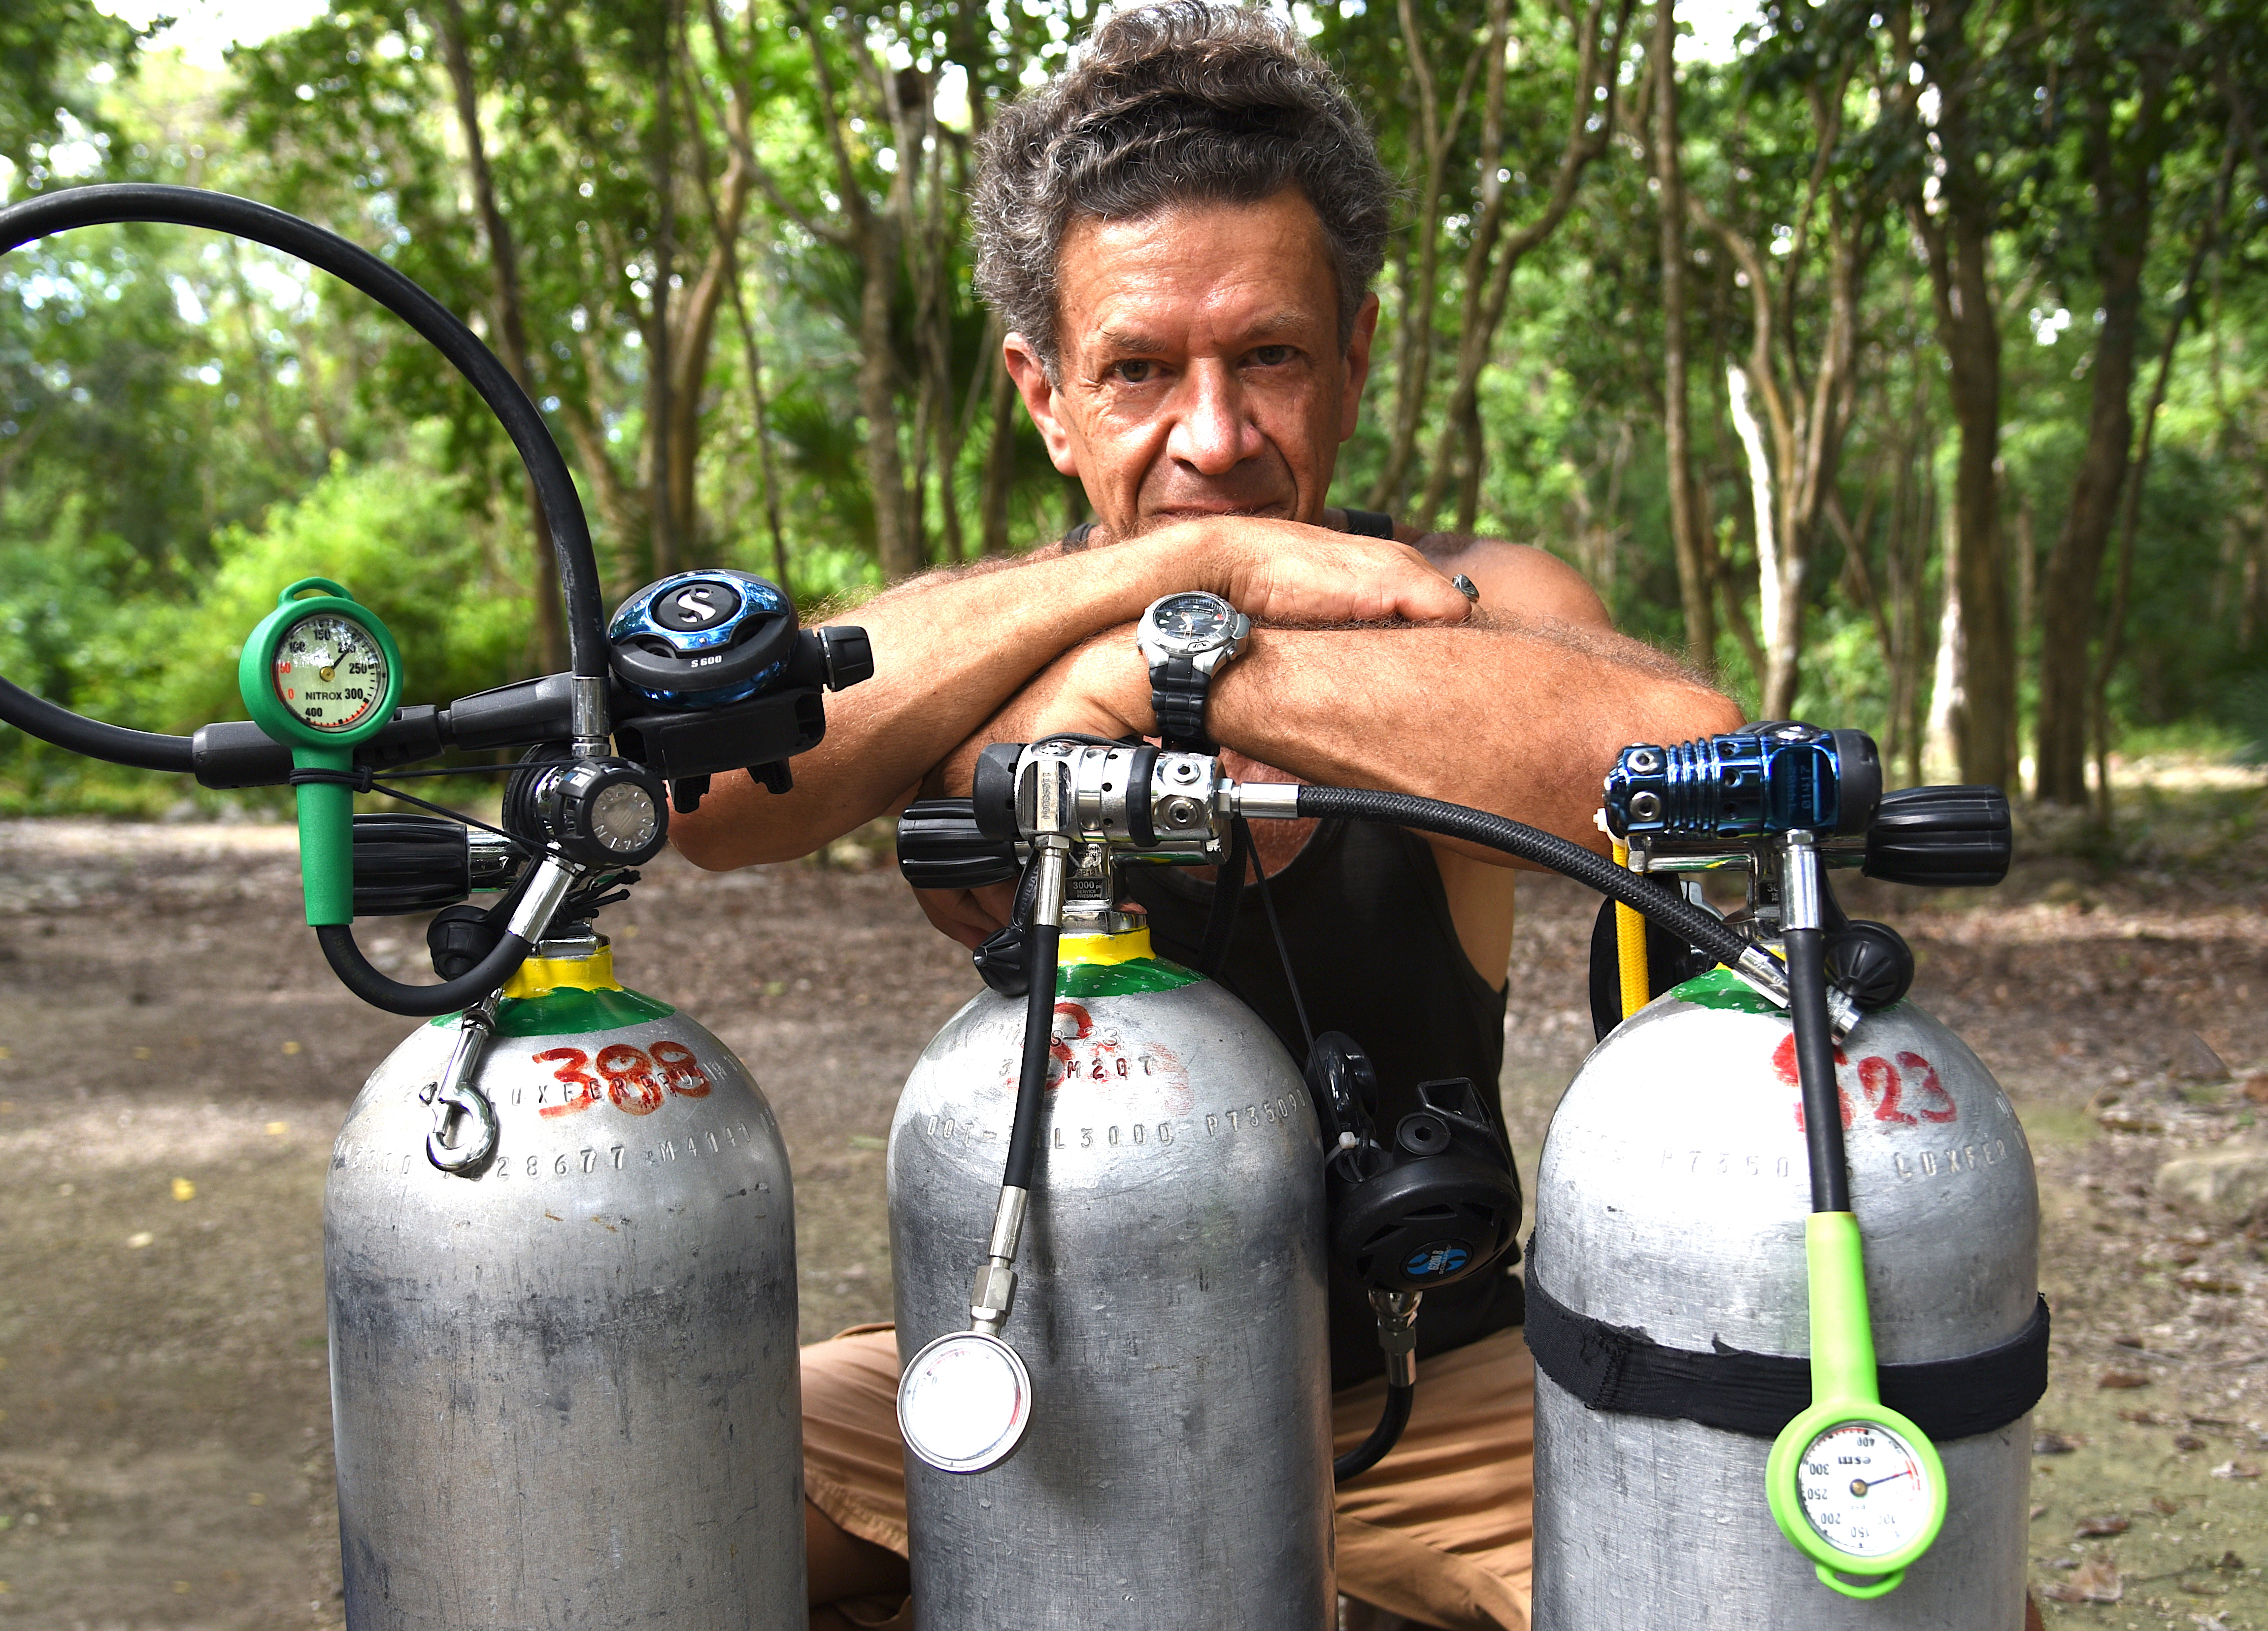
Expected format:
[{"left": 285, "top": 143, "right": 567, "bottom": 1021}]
[
  {"left": 1418, "top": 0, "right": 1625, "bottom": 530},
  {"left": 1651, "top": 0, "right": 1711, "bottom": 663},
  {"left": 438, "top": 0, "right": 567, "bottom": 674},
  {"left": 858, "top": 218, "right": 918, "bottom": 579},
  {"left": 979, "top": 325, "right": 1017, "bottom": 555},
  {"left": 2035, "top": 60, "right": 2169, "bottom": 806},
  {"left": 642, "top": 0, "right": 683, "bottom": 579},
  {"left": 2089, "top": 134, "right": 2236, "bottom": 819},
  {"left": 1902, "top": 0, "right": 2014, "bottom": 791},
  {"left": 1367, "top": 0, "right": 1491, "bottom": 513},
  {"left": 1726, "top": 363, "right": 1800, "bottom": 714}
]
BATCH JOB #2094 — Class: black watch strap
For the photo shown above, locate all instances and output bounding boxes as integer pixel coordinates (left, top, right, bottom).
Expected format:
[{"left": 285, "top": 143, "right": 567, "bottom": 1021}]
[{"left": 1151, "top": 654, "right": 1214, "bottom": 751}]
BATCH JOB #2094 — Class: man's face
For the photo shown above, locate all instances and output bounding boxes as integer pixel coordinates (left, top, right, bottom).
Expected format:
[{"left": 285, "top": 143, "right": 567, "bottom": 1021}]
[{"left": 1004, "top": 189, "right": 1378, "bottom": 537}]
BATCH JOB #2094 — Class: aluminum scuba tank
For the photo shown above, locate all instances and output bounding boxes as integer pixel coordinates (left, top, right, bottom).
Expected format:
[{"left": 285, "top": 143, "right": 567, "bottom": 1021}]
[
  {"left": 1530, "top": 739, "right": 2037, "bottom": 1629},
  {"left": 888, "top": 913, "right": 1336, "bottom": 1631},
  {"left": 325, "top": 931, "right": 807, "bottom": 1629}
]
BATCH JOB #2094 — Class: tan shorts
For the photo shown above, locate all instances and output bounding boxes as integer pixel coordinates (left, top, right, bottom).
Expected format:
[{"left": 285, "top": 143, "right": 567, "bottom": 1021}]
[{"left": 800, "top": 1324, "right": 1536, "bottom": 1631}]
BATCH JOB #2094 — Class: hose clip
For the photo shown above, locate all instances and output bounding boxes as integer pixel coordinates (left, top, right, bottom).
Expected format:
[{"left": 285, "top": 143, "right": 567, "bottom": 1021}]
[{"left": 423, "top": 998, "right": 500, "bottom": 1175}]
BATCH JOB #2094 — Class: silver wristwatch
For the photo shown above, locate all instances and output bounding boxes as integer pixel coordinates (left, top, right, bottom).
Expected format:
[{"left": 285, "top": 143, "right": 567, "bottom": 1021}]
[{"left": 1135, "top": 592, "right": 1252, "bottom": 752}]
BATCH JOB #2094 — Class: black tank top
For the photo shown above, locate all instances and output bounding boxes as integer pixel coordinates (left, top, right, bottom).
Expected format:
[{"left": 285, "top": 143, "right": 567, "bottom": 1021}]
[{"left": 1120, "top": 822, "right": 1525, "bottom": 1389}]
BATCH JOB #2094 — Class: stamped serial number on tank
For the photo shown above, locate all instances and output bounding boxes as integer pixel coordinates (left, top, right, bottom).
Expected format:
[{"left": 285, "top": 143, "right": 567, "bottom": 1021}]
[
  {"left": 1021, "top": 1000, "right": 1196, "bottom": 1114},
  {"left": 1893, "top": 1138, "right": 2009, "bottom": 1181},
  {"left": 334, "top": 1118, "right": 770, "bottom": 1184}
]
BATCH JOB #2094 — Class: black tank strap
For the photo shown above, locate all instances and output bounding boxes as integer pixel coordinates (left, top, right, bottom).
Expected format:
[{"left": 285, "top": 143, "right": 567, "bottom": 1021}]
[
  {"left": 1340, "top": 508, "right": 1396, "bottom": 539},
  {"left": 1524, "top": 1259, "right": 2049, "bottom": 1443}
]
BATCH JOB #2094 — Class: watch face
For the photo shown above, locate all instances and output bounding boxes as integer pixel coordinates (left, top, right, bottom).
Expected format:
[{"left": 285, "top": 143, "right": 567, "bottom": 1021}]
[
  {"left": 272, "top": 612, "right": 389, "bottom": 734},
  {"left": 1153, "top": 593, "right": 1231, "bottom": 643},
  {"left": 1795, "top": 1419, "right": 1936, "bottom": 1560}
]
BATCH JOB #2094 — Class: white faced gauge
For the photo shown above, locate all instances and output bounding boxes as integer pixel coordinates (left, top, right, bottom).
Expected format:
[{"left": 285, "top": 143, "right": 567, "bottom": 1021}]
[
  {"left": 1793, "top": 1419, "right": 1936, "bottom": 1560},
  {"left": 272, "top": 611, "right": 391, "bottom": 735},
  {"left": 897, "top": 1330, "right": 1033, "bottom": 1474}
]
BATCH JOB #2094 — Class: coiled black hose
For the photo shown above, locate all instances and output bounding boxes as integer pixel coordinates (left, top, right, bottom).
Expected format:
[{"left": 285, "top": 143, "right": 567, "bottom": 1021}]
[
  {"left": 0, "top": 184, "right": 608, "bottom": 686},
  {"left": 1334, "top": 1383, "right": 1414, "bottom": 1483},
  {"left": 0, "top": 678, "right": 193, "bottom": 772},
  {"left": 315, "top": 924, "right": 532, "bottom": 1019},
  {"left": 1294, "top": 786, "right": 1757, "bottom": 970}
]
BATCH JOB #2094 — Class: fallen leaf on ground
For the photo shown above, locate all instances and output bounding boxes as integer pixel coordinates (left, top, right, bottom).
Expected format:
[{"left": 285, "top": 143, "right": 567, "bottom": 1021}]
[
  {"left": 2209, "top": 1460, "right": 2260, "bottom": 1480},
  {"left": 2213, "top": 1552, "right": 2245, "bottom": 1570},
  {"left": 2175, "top": 1433, "right": 2210, "bottom": 1451},
  {"left": 2075, "top": 1514, "right": 2130, "bottom": 1537},
  {"left": 2034, "top": 1430, "right": 2085, "bottom": 1455},
  {"left": 2030, "top": 1504, "right": 2049, "bottom": 1520},
  {"left": 2176, "top": 1270, "right": 2246, "bottom": 1294},
  {"left": 2039, "top": 1552, "right": 2123, "bottom": 1604},
  {"left": 2152, "top": 1496, "right": 2182, "bottom": 1515},
  {"left": 2099, "top": 1369, "right": 2153, "bottom": 1389},
  {"left": 2120, "top": 1408, "right": 2168, "bottom": 1424}
]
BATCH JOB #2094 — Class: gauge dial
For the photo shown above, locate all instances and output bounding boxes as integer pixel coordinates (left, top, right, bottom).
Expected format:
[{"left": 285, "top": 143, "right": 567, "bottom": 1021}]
[
  {"left": 1153, "top": 593, "right": 1230, "bottom": 640},
  {"left": 272, "top": 612, "right": 390, "bottom": 734},
  {"left": 1794, "top": 1419, "right": 1936, "bottom": 1560},
  {"left": 897, "top": 1330, "right": 1032, "bottom": 1473}
]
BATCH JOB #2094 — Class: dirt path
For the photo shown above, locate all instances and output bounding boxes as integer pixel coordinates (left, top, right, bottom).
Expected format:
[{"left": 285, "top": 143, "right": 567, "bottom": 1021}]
[{"left": 0, "top": 819, "right": 2262, "bottom": 1629}]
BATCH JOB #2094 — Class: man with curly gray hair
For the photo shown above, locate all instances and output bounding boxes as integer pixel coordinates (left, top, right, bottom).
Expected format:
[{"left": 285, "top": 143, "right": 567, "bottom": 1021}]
[{"left": 676, "top": 6, "right": 1739, "bottom": 1627}]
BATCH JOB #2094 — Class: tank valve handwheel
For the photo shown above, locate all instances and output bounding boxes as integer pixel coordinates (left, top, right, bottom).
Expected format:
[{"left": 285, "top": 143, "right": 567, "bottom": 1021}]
[{"left": 239, "top": 578, "right": 405, "bottom": 925}]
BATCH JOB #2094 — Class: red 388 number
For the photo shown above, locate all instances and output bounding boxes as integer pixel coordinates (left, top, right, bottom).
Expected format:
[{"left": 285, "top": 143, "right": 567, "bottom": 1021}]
[{"left": 535, "top": 1041, "right": 713, "bottom": 1119}]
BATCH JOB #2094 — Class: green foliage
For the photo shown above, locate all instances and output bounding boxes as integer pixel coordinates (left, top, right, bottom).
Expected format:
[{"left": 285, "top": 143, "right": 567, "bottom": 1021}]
[
  {"left": 0, "top": 0, "right": 2265, "bottom": 817},
  {"left": 152, "top": 428, "right": 530, "bottom": 732},
  {"left": 0, "top": 430, "right": 529, "bottom": 813}
]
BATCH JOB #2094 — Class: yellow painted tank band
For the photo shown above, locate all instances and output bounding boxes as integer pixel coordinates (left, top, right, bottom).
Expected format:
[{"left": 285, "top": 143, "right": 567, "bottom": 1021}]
[
  {"left": 1060, "top": 926, "right": 1156, "bottom": 966},
  {"left": 503, "top": 941, "right": 624, "bottom": 999},
  {"left": 1612, "top": 840, "right": 1650, "bottom": 1020}
]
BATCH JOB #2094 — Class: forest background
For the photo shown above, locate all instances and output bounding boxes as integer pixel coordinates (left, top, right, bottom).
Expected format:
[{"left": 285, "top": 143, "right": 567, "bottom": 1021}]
[{"left": 2, "top": 0, "right": 2265, "bottom": 822}]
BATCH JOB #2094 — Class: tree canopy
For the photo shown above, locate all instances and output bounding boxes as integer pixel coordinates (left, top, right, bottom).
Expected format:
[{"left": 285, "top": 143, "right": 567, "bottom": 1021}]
[{"left": 2, "top": 0, "right": 2263, "bottom": 816}]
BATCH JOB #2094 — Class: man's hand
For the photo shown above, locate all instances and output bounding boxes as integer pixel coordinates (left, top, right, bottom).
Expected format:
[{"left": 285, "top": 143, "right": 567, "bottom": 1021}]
[
  {"left": 671, "top": 518, "right": 1466, "bottom": 871},
  {"left": 915, "top": 880, "right": 1019, "bottom": 950},
  {"left": 1142, "top": 517, "right": 1474, "bottom": 626}
]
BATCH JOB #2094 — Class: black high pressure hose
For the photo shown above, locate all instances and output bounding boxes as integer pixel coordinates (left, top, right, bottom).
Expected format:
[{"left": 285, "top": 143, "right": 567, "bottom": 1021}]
[
  {"left": 1293, "top": 786, "right": 1758, "bottom": 970},
  {"left": 0, "top": 185, "right": 609, "bottom": 683},
  {"left": 0, "top": 186, "right": 616, "bottom": 1010},
  {"left": 0, "top": 679, "right": 195, "bottom": 773},
  {"left": 1334, "top": 1384, "right": 1414, "bottom": 1483},
  {"left": 316, "top": 925, "right": 534, "bottom": 1019},
  {"left": 1003, "top": 892, "right": 1064, "bottom": 1195}
]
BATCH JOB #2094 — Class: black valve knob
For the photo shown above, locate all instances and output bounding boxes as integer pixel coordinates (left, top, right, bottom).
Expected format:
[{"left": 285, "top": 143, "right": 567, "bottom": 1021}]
[
  {"left": 807, "top": 626, "right": 874, "bottom": 692},
  {"left": 1862, "top": 784, "right": 2011, "bottom": 888},
  {"left": 896, "top": 798, "right": 1020, "bottom": 891},
  {"left": 351, "top": 815, "right": 471, "bottom": 916}
]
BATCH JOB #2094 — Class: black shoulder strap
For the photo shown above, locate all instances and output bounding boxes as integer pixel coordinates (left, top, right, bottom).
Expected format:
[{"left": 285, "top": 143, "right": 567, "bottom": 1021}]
[
  {"left": 1524, "top": 1258, "right": 2049, "bottom": 1443},
  {"left": 1062, "top": 520, "right": 1098, "bottom": 550},
  {"left": 1340, "top": 508, "right": 1396, "bottom": 539}
]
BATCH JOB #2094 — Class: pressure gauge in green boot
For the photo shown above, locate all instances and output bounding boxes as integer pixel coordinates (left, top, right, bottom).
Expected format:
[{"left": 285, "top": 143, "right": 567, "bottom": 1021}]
[{"left": 239, "top": 578, "right": 403, "bottom": 926}]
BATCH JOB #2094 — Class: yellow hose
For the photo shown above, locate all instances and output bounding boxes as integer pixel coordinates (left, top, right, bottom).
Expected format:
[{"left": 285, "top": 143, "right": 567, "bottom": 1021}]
[{"left": 1611, "top": 839, "right": 1649, "bottom": 1021}]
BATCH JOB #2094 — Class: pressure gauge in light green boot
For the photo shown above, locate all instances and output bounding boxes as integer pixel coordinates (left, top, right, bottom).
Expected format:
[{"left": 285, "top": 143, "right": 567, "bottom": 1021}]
[
  {"left": 1764, "top": 1211, "right": 1949, "bottom": 1598},
  {"left": 238, "top": 577, "right": 403, "bottom": 927}
]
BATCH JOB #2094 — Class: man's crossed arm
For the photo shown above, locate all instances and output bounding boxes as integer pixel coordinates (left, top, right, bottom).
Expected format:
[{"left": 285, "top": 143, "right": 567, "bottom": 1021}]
[{"left": 670, "top": 519, "right": 1740, "bottom": 873}]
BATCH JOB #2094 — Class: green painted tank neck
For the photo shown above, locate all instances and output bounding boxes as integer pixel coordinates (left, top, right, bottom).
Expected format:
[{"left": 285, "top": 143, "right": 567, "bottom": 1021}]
[
  {"left": 430, "top": 985, "right": 676, "bottom": 1037},
  {"left": 1054, "top": 922, "right": 1202, "bottom": 997}
]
